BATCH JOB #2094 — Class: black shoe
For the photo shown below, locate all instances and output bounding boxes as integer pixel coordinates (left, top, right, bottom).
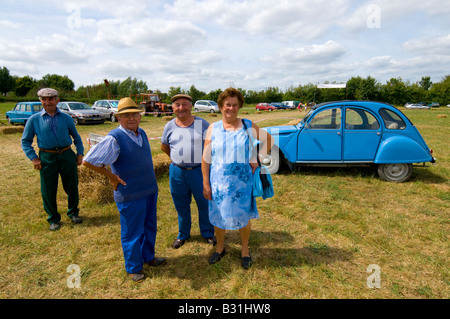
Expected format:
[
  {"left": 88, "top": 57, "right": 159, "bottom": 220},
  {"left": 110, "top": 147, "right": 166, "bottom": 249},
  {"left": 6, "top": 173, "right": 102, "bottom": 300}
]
[
  {"left": 128, "top": 271, "right": 145, "bottom": 283},
  {"left": 204, "top": 236, "right": 217, "bottom": 245},
  {"left": 241, "top": 255, "right": 252, "bottom": 269},
  {"left": 146, "top": 257, "right": 167, "bottom": 267},
  {"left": 172, "top": 238, "right": 186, "bottom": 249},
  {"left": 209, "top": 249, "right": 226, "bottom": 264},
  {"left": 49, "top": 222, "right": 61, "bottom": 231},
  {"left": 70, "top": 215, "right": 82, "bottom": 224}
]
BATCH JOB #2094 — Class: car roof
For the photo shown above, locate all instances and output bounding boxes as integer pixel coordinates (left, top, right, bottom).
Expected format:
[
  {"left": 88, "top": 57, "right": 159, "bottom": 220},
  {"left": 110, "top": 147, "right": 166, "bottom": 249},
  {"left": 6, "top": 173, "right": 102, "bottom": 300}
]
[
  {"left": 311, "top": 100, "right": 395, "bottom": 111},
  {"left": 19, "top": 101, "right": 42, "bottom": 105}
]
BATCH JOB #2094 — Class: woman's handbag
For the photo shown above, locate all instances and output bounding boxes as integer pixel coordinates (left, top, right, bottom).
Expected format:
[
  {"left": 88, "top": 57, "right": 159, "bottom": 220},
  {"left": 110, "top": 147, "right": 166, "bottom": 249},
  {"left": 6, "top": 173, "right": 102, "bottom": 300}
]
[{"left": 242, "top": 119, "right": 274, "bottom": 200}]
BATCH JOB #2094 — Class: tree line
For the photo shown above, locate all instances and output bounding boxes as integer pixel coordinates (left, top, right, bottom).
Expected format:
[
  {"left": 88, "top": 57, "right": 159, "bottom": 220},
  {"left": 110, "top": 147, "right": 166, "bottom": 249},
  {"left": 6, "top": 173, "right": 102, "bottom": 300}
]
[{"left": 1, "top": 66, "right": 449, "bottom": 106}]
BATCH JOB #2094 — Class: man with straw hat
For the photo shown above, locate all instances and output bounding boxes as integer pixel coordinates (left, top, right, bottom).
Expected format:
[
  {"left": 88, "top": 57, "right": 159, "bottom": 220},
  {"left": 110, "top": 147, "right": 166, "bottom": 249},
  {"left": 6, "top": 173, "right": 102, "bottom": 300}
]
[{"left": 83, "top": 97, "right": 166, "bottom": 282}]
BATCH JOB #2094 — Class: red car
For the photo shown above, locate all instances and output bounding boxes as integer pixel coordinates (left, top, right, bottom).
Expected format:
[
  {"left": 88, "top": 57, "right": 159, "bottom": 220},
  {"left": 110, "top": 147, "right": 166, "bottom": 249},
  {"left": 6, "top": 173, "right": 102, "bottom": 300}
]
[{"left": 256, "top": 103, "right": 276, "bottom": 111}]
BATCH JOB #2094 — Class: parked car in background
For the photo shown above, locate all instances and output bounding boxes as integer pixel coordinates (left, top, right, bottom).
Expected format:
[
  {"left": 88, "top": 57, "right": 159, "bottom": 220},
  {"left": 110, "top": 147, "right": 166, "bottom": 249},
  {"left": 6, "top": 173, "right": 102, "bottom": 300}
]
[
  {"left": 261, "top": 100, "right": 436, "bottom": 182},
  {"left": 256, "top": 103, "right": 276, "bottom": 111},
  {"left": 5, "top": 102, "right": 42, "bottom": 125},
  {"left": 57, "top": 101, "right": 105, "bottom": 125},
  {"left": 282, "top": 101, "right": 301, "bottom": 109},
  {"left": 92, "top": 100, "right": 120, "bottom": 122},
  {"left": 194, "top": 100, "right": 219, "bottom": 113},
  {"left": 270, "top": 102, "right": 288, "bottom": 109},
  {"left": 405, "top": 103, "right": 430, "bottom": 109},
  {"left": 428, "top": 102, "right": 440, "bottom": 108}
]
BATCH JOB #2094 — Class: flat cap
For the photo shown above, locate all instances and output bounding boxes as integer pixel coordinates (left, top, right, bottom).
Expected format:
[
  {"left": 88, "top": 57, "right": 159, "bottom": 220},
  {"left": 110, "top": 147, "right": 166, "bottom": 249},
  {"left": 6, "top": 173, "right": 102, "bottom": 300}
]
[
  {"left": 171, "top": 94, "right": 192, "bottom": 102},
  {"left": 37, "top": 88, "right": 59, "bottom": 97}
]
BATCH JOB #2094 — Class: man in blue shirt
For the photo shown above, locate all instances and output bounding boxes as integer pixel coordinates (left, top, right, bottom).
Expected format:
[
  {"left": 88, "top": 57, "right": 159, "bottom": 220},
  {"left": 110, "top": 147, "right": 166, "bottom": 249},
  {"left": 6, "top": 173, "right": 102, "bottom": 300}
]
[
  {"left": 83, "top": 97, "right": 166, "bottom": 283},
  {"left": 21, "top": 88, "right": 84, "bottom": 231},
  {"left": 161, "top": 94, "right": 215, "bottom": 249}
]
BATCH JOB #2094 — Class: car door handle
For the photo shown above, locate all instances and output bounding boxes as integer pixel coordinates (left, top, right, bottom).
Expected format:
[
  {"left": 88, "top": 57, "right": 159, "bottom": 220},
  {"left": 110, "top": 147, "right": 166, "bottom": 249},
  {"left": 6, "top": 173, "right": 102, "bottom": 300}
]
[{"left": 337, "top": 132, "right": 341, "bottom": 135}]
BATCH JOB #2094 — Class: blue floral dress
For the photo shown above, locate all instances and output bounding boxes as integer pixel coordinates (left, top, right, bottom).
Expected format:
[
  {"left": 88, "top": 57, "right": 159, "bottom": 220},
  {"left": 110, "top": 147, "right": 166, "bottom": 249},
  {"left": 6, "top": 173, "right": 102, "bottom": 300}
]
[{"left": 208, "top": 119, "right": 259, "bottom": 230}]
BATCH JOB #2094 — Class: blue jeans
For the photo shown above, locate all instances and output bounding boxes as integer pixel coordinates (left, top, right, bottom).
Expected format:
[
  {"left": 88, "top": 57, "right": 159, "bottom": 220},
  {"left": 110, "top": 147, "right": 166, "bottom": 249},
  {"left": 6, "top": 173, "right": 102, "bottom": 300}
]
[
  {"left": 169, "top": 164, "right": 214, "bottom": 240},
  {"left": 116, "top": 191, "right": 158, "bottom": 274}
]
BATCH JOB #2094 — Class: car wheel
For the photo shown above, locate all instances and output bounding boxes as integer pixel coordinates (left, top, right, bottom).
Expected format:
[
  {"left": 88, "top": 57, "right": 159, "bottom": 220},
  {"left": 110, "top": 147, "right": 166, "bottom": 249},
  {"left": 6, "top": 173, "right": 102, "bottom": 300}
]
[
  {"left": 73, "top": 117, "right": 79, "bottom": 125},
  {"left": 269, "top": 109, "right": 273, "bottom": 112},
  {"left": 7, "top": 117, "right": 12, "bottom": 125},
  {"left": 210, "top": 109, "right": 215, "bottom": 113},
  {"left": 194, "top": 108, "right": 199, "bottom": 112},
  {"left": 110, "top": 114, "right": 116, "bottom": 122},
  {"left": 377, "top": 163, "right": 413, "bottom": 182},
  {"left": 260, "top": 146, "right": 281, "bottom": 174}
]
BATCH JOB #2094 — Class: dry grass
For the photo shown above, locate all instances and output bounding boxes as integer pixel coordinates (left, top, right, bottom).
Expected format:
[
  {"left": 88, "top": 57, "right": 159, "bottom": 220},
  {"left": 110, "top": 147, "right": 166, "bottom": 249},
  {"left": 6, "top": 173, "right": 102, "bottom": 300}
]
[{"left": 0, "top": 106, "right": 448, "bottom": 299}]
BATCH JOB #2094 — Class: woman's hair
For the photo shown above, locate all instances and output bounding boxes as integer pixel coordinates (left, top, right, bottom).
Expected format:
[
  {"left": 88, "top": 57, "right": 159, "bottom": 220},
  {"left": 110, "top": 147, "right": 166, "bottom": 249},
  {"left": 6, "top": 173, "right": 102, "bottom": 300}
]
[{"left": 217, "top": 87, "right": 244, "bottom": 109}]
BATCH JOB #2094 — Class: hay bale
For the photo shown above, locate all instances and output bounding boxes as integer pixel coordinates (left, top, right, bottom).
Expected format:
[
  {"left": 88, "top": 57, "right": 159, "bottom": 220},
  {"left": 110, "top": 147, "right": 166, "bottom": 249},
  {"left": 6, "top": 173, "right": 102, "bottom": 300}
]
[
  {"left": 79, "top": 153, "right": 172, "bottom": 204},
  {"left": 153, "top": 153, "right": 172, "bottom": 177},
  {"left": 78, "top": 166, "right": 114, "bottom": 204},
  {"left": 163, "top": 116, "right": 174, "bottom": 121},
  {"left": 437, "top": 114, "right": 447, "bottom": 118},
  {"left": 0, "top": 126, "right": 24, "bottom": 134},
  {"left": 208, "top": 113, "right": 218, "bottom": 117}
]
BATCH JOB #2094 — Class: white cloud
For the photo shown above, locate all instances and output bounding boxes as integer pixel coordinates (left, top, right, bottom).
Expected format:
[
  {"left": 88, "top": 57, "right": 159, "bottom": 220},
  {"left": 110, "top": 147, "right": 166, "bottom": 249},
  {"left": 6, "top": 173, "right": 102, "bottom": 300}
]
[{"left": 403, "top": 34, "right": 450, "bottom": 55}]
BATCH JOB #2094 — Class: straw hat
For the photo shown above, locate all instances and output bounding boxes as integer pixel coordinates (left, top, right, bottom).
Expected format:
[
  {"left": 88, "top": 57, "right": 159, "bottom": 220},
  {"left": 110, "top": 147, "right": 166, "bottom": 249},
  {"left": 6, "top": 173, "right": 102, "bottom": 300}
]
[{"left": 115, "top": 97, "right": 141, "bottom": 115}]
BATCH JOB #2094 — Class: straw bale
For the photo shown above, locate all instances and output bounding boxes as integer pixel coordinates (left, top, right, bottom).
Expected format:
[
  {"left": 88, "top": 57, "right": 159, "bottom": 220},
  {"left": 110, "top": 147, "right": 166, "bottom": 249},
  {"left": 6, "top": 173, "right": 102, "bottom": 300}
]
[
  {"left": 79, "top": 153, "right": 172, "bottom": 204},
  {"left": 0, "top": 126, "right": 24, "bottom": 134},
  {"left": 437, "top": 114, "right": 447, "bottom": 118}
]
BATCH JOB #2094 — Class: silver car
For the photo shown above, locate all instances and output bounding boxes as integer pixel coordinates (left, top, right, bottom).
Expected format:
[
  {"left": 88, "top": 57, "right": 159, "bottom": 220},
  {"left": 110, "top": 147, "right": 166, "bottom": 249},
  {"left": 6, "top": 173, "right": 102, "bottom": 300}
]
[
  {"left": 194, "top": 100, "right": 219, "bottom": 113},
  {"left": 92, "top": 100, "right": 120, "bottom": 122},
  {"left": 57, "top": 102, "right": 105, "bottom": 125}
]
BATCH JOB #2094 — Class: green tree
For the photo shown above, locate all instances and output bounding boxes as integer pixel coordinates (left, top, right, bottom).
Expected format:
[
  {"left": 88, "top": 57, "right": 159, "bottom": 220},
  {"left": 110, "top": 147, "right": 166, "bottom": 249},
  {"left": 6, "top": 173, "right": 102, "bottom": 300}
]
[
  {"left": 15, "top": 76, "right": 36, "bottom": 96},
  {"left": 0, "top": 66, "right": 15, "bottom": 95},
  {"left": 39, "top": 74, "right": 75, "bottom": 92}
]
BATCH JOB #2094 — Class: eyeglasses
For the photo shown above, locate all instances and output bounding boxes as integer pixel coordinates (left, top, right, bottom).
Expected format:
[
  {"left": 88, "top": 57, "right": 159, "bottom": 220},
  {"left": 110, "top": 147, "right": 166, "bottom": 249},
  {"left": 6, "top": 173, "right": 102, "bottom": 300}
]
[{"left": 119, "top": 113, "right": 141, "bottom": 119}]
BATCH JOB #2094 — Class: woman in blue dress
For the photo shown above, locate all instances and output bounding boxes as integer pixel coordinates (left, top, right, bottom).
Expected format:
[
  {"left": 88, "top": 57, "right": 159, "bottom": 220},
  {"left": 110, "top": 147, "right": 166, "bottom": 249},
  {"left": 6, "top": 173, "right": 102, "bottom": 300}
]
[{"left": 202, "top": 88, "right": 273, "bottom": 269}]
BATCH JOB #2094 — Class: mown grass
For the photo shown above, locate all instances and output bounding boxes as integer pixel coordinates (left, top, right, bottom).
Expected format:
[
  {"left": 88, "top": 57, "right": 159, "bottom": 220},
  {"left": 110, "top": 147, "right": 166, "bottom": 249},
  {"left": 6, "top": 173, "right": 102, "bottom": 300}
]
[{"left": 0, "top": 104, "right": 448, "bottom": 299}]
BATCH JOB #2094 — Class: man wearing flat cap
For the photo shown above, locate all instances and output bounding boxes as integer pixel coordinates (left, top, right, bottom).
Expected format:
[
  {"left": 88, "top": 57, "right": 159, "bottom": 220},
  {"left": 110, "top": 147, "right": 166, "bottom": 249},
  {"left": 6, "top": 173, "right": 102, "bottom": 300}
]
[
  {"left": 161, "top": 94, "right": 215, "bottom": 249},
  {"left": 22, "top": 88, "right": 84, "bottom": 231},
  {"left": 83, "top": 97, "right": 165, "bottom": 282}
]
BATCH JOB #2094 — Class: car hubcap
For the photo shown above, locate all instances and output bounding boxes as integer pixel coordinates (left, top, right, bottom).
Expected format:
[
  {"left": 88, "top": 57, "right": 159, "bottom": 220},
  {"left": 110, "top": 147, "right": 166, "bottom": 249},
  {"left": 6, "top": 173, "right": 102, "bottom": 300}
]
[{"left": 385, "top": 164, "right": 407, "bottom": 179}]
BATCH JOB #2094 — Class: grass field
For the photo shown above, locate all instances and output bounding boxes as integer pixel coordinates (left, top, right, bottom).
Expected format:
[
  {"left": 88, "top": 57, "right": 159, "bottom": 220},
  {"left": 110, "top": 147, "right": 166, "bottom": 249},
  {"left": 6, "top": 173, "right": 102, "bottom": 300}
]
[{"left": 0, "top": 103, "right": 448, "bottom": 299}]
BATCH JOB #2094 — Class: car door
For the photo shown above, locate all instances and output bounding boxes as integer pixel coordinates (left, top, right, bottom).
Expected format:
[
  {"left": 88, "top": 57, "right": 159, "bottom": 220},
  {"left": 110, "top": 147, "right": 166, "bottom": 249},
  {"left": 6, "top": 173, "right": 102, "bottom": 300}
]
[
  {"left": 342, "top": 106, "right": 382, "bottom": 161},
  {"left": 297, "top": 107, "right": 342, "bottom": 161}
]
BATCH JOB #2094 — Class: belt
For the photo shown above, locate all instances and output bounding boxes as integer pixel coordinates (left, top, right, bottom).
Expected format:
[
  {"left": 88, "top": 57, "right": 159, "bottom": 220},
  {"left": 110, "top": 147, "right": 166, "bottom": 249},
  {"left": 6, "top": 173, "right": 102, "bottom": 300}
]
[
  {"left": 39, "top": 146, "right": 71, "bottom": 154},
  {"left": 174, "top": 164, "right": 201, "bottom": 170}
]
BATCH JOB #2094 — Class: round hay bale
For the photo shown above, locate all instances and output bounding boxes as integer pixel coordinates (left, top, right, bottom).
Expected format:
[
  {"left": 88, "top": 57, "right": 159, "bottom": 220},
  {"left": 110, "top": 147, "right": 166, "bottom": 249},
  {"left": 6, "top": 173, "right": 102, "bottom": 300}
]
[
  {"left": 163, "top": 116, "right": 174, "bottom": 121},
  {"left": 208, "top": 113, "right": 218, "bottom": 117},
  {"left": 437, "top": 114, "right": 447, "bottom": 118},
  {"left": 0, "top": 126, "right": 24, "bottom": 134}
]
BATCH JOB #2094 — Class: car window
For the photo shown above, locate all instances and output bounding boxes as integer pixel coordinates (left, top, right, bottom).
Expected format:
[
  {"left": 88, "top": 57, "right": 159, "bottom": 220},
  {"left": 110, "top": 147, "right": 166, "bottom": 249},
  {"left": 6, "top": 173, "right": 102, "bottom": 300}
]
[
  {"left": 25, "top": 104, "right": 31, "bottom": 112},
  {"left": 345, "top": 108, "right": 380, "bottom": 130},
  {"left": 308, "top": 108, "right": 341, "bottom": 129},
  {"left": 379, "top": 108, "right": 406, "bottom": 130},
  {"left": 34, "top": 104, "right": 43, "bottom": 112},
  {"left": 19, "top": 104, "right": 26, "bottom": 112}
]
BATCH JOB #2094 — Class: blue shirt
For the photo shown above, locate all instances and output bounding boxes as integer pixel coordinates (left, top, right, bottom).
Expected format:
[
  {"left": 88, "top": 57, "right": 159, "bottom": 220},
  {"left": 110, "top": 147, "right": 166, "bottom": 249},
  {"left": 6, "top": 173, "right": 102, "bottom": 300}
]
[
  {"left": 161, "top": 117, "right": 209, "bottom": 167},
  {"left": 21, "top": 108, "right": 84, "bottom": 161}
]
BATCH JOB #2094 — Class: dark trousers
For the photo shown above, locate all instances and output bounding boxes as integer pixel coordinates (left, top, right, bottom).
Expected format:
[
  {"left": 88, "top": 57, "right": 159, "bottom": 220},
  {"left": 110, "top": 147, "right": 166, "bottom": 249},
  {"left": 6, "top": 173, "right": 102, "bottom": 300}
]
[{"left": 39, "top": 149, "right": 79, "bottom": 224}]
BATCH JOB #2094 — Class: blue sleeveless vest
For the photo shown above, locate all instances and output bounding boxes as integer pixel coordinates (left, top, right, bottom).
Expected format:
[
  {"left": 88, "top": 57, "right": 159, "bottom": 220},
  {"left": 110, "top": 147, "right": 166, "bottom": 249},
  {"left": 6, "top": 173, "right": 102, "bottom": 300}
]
[{"left": 109, "top": 127, "right": 157, "bottom": 202}]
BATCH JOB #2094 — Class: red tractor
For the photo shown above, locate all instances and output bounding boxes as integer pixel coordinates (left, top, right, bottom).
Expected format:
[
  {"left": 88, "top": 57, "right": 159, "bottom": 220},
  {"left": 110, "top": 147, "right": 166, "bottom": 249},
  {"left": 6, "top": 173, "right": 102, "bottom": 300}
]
[{"left": 138, "top": 93, "right": 172, "bottom": 115}]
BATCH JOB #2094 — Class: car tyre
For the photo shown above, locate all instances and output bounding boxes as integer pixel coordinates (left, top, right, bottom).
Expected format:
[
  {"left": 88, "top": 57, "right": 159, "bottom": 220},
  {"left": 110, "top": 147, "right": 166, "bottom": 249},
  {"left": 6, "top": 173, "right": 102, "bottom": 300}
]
[
  {"left": 260, "top": 146, "right": 281, "bottom": 174},
  {"left": 73, "top": 117, "right": 79, "bottom": 125},
  {"left": 110, "top": 114, "right": 116, "bottom": 122},
  {"left": 377, "top": 163, "right": 413, "bottom": 182}
]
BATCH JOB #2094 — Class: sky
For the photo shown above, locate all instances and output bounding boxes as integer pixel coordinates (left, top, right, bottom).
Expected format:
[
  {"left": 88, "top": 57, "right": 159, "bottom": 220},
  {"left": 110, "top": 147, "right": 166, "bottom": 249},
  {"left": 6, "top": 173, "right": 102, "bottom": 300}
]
[{"left": 1, "top": 0, "right": 450, "bottom": 93}]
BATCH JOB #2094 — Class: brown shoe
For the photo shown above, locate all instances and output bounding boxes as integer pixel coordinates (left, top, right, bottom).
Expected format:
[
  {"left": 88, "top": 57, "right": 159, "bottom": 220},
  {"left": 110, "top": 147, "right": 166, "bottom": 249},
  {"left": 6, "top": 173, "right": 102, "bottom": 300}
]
[
  {"left": 146, "top": 257, "right": 167, "bottom": 267},
  {"left": 128, "top": 271, "right": 145, "bottom": 283}
]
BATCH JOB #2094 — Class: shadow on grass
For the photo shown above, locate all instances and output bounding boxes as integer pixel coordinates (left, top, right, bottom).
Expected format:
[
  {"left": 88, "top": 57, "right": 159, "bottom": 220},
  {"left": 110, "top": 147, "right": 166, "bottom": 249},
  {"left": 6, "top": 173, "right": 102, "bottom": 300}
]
[{"left": 143, "top": 231, "right": 353, "bottom": 291}]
